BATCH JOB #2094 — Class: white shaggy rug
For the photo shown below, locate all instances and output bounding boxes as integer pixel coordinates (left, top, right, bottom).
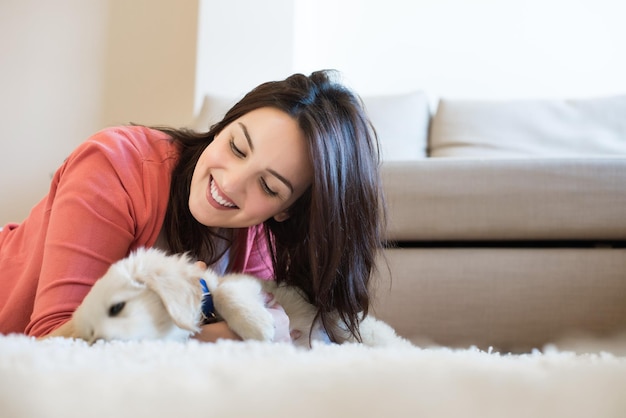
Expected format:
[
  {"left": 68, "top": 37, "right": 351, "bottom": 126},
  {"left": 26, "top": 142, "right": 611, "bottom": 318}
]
[{"left": 1, "top": 335, "right": 626, "bottom": 418}]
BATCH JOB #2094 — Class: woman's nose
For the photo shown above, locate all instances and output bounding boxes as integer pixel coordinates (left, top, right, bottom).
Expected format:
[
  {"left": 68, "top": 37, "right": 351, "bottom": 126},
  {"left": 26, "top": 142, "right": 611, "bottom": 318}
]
[{"left": 222, "top": 163, "right": 252, "bottom": 195}]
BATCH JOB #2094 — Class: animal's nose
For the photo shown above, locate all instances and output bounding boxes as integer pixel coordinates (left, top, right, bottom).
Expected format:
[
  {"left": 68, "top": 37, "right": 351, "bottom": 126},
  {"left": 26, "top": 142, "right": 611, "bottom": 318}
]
[{"left": 87, "top": 328, "right": 100, "bottom": 345}]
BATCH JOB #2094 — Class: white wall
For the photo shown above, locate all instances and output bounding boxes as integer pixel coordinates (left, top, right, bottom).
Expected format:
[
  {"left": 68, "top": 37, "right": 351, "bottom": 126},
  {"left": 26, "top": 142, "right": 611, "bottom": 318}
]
[
  {"left": 0, "top": 0, "right": 198, "bottom": 224},
  {"left": 194, "top": 0, "right": 295, "bottom": 113},
  {"left": 292, "top": 0, "right": 626, "bottom": 101},
  {"left": 195, "top": 0, "right": 626, "bottom": 111},
  {"left": 0, "top": 0, "right": 109, "bottom": 224}
]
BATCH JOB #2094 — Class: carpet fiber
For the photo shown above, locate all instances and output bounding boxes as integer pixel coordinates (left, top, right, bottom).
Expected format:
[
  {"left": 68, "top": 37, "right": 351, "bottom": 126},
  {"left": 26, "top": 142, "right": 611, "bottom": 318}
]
[{"left": 1, "top": 334, "right": 625, "bottom": 418}]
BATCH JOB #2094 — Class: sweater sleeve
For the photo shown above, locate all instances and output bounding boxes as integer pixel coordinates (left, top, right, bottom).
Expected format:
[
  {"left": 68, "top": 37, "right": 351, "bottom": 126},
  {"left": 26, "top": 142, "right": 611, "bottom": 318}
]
[{"left": 26, "top": 127, "right": 174, "bottom": 336}]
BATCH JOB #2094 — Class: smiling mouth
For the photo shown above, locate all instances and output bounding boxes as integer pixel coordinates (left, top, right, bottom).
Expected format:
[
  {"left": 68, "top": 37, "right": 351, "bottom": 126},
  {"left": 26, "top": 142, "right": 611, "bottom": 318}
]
[{"left": 210, "top": 177, "right": 238, "bottom": 208}]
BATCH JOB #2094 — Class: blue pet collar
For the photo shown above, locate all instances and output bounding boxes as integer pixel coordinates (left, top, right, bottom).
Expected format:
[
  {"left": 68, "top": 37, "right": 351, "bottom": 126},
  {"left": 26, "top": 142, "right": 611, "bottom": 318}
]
[{"left": 199, "top": 278, "right": 218, "bottom": 324}]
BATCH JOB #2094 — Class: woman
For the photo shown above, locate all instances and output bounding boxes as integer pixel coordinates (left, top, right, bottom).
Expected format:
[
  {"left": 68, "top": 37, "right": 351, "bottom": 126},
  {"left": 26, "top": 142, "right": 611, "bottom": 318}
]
[{"left": 0, "top": 70, "right": 385, "bottom": 343}]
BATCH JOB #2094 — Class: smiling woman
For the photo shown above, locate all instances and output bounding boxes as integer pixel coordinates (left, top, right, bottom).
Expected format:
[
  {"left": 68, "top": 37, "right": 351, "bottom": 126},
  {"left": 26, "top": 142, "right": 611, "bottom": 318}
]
[
  {"left": 188, "top": 107, "right": 313, "bottom": 228},
  {"left": 0, "top": 70, "right": 385, "bottom": 345}
]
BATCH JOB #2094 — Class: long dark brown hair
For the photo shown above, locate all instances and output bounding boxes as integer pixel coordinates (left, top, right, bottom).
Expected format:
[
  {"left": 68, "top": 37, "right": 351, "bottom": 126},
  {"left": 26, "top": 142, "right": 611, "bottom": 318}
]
[{"left": 159, "top": 70, "right": 385, "bottom": 342}]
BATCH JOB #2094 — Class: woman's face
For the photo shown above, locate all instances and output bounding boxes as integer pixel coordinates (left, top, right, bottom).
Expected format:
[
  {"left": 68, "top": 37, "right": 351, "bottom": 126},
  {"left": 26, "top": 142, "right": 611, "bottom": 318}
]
[{"left": 189, "top": 107, "right": 313, "bottom": 228}]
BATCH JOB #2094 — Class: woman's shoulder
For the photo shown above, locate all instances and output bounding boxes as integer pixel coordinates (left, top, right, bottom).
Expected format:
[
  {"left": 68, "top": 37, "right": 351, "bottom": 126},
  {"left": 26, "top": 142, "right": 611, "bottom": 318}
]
[
  {"left": 81, "top": 125, "right": 178, "bottom": 163},
  {"left": 74, "top": 125, "right": 178, "bottom": 162},
  {"left": 56, "top": 126, "right": 180, "bottom": 199}
]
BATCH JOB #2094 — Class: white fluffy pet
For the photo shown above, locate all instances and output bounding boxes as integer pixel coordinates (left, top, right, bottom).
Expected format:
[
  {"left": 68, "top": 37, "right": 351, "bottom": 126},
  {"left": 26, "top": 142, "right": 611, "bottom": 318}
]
[{"left": 72, "top": 247, "right": 410, "bottom": 348}]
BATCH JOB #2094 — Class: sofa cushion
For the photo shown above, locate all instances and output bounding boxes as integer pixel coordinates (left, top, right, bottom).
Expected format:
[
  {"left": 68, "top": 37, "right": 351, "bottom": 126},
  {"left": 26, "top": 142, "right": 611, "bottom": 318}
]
[
  {"left": 429, "top": 95, "right": 626, "bottom": 157},
  {"left": 192, "top": 91, "right": 431, "bottom": 160},
  {"left": 190, "top": 95, "right": 238, "bottom": 132},
  {"left": 362, "top": 91, "right": 430, "bottom": 160},
  {"left": 382, "top": 158, "right": 626, "bottom": 242}
]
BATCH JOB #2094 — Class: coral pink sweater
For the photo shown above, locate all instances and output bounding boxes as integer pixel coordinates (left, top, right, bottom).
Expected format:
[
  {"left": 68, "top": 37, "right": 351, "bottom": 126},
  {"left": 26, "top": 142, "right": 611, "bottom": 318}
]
[{"left": 0, "top": 126, "right": 273, "bottom": 337}]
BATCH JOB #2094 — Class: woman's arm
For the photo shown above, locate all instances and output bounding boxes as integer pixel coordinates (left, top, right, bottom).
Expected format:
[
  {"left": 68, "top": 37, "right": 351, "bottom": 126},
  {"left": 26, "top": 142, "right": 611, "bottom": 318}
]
[
  {"left": 28, "top": 128, "right": 173, "bottom": 337},
  {"left": 44, "top": 320, "right": 242, "bottom": 342},
  {"left": 41, "top": 318, "right": 77, "bottom": 339},
  {"left": 192, "top": 322, "right": 242, "bottom": 343}
]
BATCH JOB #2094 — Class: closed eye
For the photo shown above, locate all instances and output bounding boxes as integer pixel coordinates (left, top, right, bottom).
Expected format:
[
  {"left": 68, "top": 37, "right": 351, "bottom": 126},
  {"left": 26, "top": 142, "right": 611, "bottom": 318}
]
[
  {"left": 260, "top": 178, "right": 278, "bottom": 197},
  {"left": 108, "top": 301, "right": 126, "bottom": 317},
  {"left": 229, "top": 139, "right": 245, "bottom": 158}
]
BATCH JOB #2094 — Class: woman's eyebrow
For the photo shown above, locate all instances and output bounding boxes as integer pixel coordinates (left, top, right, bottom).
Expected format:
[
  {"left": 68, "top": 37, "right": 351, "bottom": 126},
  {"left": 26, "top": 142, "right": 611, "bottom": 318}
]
[
  {"left": 237, "top": 121, "right": 294, "bottom": 193},
  {"left": 268, "top": 169, "right": 294, "bottom": 193},
  {"left": 237, "top": 122, "right": 254, "bottom": 151}
]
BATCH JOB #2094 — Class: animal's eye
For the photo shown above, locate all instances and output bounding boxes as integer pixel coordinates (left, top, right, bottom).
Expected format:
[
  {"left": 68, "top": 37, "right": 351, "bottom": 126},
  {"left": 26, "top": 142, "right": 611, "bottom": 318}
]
[{"left": 108, "top": 301, "right": 126, "bottom": 317}]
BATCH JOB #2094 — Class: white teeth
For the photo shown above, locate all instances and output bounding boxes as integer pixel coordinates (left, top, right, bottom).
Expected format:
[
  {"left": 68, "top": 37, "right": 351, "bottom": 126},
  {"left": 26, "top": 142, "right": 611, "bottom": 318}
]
[{"left": 210, "top": 179, "right": 236, "bottom": 208}]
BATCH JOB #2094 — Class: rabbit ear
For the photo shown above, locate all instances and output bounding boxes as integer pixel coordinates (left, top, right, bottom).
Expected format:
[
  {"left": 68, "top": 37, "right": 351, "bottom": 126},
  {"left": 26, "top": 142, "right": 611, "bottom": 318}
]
[{"left": 132, "top": 252, "right": 206, "bottom": 333}]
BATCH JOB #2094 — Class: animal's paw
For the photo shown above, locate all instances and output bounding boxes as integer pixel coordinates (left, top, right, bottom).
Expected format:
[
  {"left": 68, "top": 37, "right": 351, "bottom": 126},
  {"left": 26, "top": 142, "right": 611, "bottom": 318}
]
[
  {"left": 229, "top": 305, "right": 275, "bottom": 341},
  {"left": 212, "top": 275, "right": 276, "bottom": 341}
]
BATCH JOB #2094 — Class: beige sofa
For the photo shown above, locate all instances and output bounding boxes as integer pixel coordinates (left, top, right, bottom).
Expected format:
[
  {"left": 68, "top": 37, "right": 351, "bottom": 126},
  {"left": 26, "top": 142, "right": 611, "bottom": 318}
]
[
  {"left": 369, "top": 93, "right": 626, "bottom": 352},
  {"left": 195, "top": 92, "right": 626, "bottom": 352}
]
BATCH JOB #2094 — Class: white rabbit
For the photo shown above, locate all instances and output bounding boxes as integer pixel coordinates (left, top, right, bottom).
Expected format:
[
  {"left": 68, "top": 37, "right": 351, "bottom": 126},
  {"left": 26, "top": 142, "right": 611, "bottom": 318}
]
[
  {"left": 72, "top": 247, "right": 411, "bottom": 348},
  {"left": 72, "top": 248, "right": 205, "bottom": 343}
]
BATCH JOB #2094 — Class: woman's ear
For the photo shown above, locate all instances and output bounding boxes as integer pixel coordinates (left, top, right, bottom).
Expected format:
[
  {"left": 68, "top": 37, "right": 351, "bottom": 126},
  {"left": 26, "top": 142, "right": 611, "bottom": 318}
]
[{"left": 273, "top": 211, "right": 290, "bottom": 222}]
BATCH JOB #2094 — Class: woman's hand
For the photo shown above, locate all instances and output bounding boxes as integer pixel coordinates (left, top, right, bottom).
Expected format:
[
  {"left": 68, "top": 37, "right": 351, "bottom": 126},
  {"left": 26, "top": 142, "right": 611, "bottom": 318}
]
[{"left": 193, "top": 321, "right": 242, "bottom": 343}]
